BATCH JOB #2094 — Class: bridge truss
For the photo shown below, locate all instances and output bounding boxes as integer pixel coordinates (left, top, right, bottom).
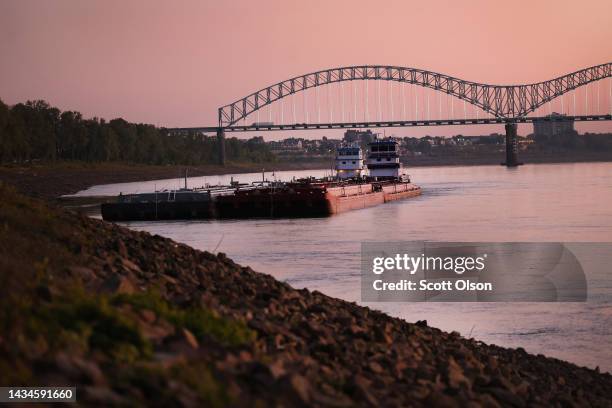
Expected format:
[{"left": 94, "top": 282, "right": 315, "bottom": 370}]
[{"left": 218, "top": 63, "right": 612, "bottom": 127}]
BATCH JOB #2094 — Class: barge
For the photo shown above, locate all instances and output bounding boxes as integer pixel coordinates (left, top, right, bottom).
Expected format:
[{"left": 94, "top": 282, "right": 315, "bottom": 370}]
[{"left": 101, "top": 137, "right": 421, "bottom": 221}]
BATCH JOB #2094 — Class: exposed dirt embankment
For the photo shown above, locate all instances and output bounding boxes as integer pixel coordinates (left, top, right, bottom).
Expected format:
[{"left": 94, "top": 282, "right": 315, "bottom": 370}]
[
  {"left": 3, "top": 153, "right": 612, "bottom": 201},
  {"left": 0, "top": 183, "right": 611, "bottom": 407},
  {"left": 0, "top": 160, "right": 330, "bottom": 200}
]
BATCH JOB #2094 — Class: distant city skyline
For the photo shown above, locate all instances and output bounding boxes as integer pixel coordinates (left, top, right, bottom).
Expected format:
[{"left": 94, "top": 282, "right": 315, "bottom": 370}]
[{"left": 1, "top": 0, "right": 611, "bottom": 140}]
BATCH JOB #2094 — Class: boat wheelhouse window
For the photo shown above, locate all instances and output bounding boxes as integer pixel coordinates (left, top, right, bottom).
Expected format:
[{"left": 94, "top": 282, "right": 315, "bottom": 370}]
[{"left": 339, "top": 148, "right": 360, "bottom": 156}]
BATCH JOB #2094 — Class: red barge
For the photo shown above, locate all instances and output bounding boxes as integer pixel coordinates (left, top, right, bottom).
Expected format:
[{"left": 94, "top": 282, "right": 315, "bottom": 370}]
[{"left": 101, "top": 137, "right": 421, "bottom": 221}]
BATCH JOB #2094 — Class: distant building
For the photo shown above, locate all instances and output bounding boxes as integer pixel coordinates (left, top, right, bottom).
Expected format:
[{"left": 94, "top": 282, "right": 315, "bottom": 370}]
[
  {"left": 452, "top": 136, "right": 472, "bottom": 146},
  {"left": 463, "top": 134, "right": 504, "bottom": 145},
  {"left": 248, "top": 136, "right": 265, "bottom": 144},
  {"left": 533, "top": 113, "right": 576, "bottom": 144},
  {"left": 269, "top": 138, "right": 304, "bottom": 153},
  {"left": 343, "top": 129, "right": 375, "bottom": 145}
]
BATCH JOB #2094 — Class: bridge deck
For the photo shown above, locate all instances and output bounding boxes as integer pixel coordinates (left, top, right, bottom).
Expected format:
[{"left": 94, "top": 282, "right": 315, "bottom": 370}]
[{"left": 169, "top": 114, "right": 611, "bottom": 133}]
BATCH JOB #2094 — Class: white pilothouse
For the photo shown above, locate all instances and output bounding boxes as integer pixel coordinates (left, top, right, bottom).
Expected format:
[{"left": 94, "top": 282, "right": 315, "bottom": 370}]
[
  {"left": 334, "top": 136, "right": 407, "bottom": 181},
  {"left": 365, "top": 137, "right": 401, "bottom": 179},
  {"left": 334, "top": 145, "right": 365, "bottom": 179}
]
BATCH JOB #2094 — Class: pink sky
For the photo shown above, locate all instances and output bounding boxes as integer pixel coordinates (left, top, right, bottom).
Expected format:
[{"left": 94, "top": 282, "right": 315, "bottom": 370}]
[{"left": 1, "top": 0, "right": 611, "bottom": 139}]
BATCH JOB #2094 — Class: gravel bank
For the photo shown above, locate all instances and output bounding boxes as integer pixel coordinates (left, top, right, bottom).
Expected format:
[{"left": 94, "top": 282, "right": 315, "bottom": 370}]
[{"left": 1, "top": 183, "right": 610, "bottom": 407}]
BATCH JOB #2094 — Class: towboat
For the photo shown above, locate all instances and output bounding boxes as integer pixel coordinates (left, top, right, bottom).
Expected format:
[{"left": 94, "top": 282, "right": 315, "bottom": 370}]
[{"left": 101, "top": 137, "right": 421, "bottom": 221}]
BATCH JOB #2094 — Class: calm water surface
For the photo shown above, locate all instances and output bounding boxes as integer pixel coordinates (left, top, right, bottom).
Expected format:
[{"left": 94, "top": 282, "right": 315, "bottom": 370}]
[{"left": 76, "top": 162, "right": 612, "bottom": 371}]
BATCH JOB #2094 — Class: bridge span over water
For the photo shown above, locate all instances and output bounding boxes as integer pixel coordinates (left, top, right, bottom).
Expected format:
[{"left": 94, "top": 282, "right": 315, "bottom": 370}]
[{"left": 174, "top": 63, "right": 612, "bottom": 167}]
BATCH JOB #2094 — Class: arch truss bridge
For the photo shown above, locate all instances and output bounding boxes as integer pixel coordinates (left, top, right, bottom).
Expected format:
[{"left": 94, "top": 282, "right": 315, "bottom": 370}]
[
  {"left": 178, "top": 63, "right": 612, "bottom": 167},
  {"left": 219, "top": 63, "right": 611, "bottom": 126}
]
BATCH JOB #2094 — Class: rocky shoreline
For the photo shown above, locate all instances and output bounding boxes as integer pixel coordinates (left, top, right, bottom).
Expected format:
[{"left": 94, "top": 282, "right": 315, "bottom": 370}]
[{"left": 1, "top": 183, "right": 611, "bottom": 407}]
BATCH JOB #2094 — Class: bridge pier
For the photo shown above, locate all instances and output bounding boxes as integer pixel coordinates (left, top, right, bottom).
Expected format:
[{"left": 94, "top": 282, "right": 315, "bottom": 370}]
[
  {"left": 216, "top": 127, "right": 226, "bottom": 166},
  {"left": 502, "top": 122, "right": 522, "bottom": 167}
]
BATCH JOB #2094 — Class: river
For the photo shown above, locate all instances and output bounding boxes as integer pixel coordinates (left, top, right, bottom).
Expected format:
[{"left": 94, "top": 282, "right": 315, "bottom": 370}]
[{"left": 74, "top": 162, "right": 612, "bottom": 372}]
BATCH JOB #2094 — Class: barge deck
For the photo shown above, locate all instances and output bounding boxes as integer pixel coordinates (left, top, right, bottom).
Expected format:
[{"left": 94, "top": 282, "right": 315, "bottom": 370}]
[{"left": 101, "top": 136, "right": 422, "bottom": 221}]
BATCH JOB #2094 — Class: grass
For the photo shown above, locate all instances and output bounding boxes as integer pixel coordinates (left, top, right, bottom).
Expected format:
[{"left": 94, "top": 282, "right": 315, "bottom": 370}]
[
  {"left": 34, "top": 288, "right": 153, "bottom": 363},
  {"left": 113, "top": 290, "right": 256, "bottom": 347}
]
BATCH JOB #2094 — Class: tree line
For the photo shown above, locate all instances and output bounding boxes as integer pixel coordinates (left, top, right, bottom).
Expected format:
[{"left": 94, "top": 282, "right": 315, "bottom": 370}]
[{"left": 0, "top": 99, "right": 276, "bottom": 164}]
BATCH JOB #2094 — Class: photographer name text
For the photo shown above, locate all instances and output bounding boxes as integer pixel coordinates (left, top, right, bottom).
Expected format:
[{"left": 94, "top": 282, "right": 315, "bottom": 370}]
[{"left": 371, "top": 254, "right": 493, "bottom": 292}]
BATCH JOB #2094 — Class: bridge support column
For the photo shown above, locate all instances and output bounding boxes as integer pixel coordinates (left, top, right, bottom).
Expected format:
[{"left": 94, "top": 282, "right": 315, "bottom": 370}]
[
  {"left": 216, "top": 127, "right": 226, "bottom": 166},
  {"left": 502, "top": 122, "right": 522, "bottom": 167}
]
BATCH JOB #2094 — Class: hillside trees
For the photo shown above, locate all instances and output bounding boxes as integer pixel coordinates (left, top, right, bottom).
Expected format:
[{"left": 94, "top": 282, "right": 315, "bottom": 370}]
[{"left": 0, "top": 99, "right": 275, "bottom": 165}]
